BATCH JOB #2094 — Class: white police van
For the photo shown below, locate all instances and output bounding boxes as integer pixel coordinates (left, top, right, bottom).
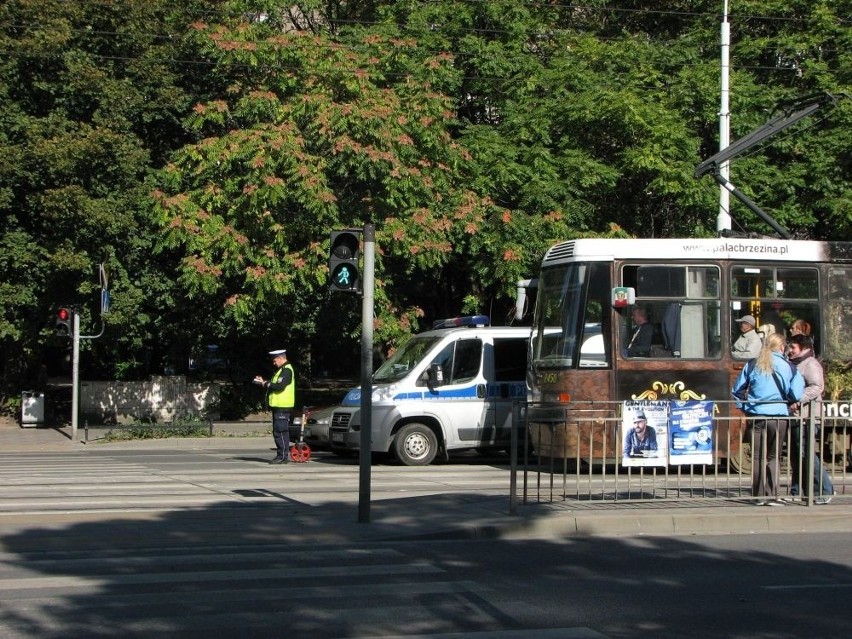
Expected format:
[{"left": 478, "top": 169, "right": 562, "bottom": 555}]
[{"left": 328, "top": 316, "right": 531, "bottom": 466}]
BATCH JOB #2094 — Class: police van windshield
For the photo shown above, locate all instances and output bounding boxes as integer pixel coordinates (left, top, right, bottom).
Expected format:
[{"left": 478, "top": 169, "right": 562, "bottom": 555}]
[{"left": 373, "top": 335, "right": 442, "bottom": 383}]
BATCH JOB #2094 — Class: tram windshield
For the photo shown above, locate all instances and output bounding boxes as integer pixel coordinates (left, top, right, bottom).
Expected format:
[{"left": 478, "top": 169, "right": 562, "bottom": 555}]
[{"left": 531, "top": 261, "right": 611, "bottom": 370}]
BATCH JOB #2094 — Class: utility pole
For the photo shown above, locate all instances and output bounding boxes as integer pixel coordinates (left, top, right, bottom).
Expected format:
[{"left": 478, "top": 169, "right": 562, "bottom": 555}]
[{"left": 718, "top": 0, "right": 732, "bottom": 235}]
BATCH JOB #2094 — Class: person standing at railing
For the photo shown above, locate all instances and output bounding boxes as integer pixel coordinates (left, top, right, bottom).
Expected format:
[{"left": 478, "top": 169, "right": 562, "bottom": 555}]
[
  {"left": 731, "top": 333, "right": 804, "bottom": 505},
  {"left": 787, "top": 333, "right": 835, "bottom": 504}
]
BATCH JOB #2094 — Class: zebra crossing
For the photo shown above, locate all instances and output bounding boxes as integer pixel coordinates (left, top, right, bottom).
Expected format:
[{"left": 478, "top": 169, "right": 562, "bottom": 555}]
[
  {"left": 0, "top": 449, "right": 606, "bottom": 638},
  {"left": 0, "top": 448, "right": 516, "bottom": 516},
  {"left": 0, "top": 543, "right": 472, "bottom": 637},
  {"left": 0, "top": 539, "right": 604, "bottom": 639}
]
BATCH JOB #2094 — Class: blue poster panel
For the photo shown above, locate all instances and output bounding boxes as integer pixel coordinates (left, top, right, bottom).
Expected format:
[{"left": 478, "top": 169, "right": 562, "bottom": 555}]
[
  {"left": 669, "top": 400, "right": 715, "bottom": 465},
  {"left": 621, "top": 400, "right": 668, "bottom": 467}
]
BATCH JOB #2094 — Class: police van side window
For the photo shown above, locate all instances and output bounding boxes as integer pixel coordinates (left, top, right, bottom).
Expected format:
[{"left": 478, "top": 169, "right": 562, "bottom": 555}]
[
  {"left": 493, "top": 337, "right": 527, "bottom": 381},
  {"left": 451, "top": 339, "right": 482, "bottom": 384},
  {"left": 417, "top": 339, "right": 482, "bottom": 387}
]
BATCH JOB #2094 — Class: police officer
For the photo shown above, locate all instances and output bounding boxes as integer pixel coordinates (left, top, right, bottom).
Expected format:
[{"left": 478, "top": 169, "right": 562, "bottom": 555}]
[{"left": 254, "top": 349, "right": 296, "bottom": 464}]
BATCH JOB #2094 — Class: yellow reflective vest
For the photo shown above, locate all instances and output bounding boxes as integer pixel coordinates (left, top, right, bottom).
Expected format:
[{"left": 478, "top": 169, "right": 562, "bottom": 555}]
[{"left": 268, "top": 363, "right": 295, "bottom": 408}]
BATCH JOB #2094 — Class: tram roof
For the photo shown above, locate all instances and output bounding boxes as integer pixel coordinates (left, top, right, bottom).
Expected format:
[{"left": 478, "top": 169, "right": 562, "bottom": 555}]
[{"left": 542, "top": 237, "right": 852, "bottom": 265}]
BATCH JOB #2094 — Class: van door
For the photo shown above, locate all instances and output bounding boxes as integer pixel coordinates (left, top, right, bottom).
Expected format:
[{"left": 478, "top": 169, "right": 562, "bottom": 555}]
[{"left": 427, "top": 337, "right": 488, "bottom": 448}]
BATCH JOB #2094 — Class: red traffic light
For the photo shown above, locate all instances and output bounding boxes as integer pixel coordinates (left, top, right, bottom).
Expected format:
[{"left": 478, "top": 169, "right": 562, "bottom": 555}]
[{"left": 55, "top": 306, "right": 74, "bottom": 338}]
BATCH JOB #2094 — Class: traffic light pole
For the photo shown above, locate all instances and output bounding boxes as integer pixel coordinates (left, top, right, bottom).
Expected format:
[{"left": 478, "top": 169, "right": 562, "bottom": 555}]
[
  {"left": 71, "top": 312, "right": 81, "bottom": 441},
  {"left": 57, "top": 264, "right": 109, "bottom": 441},
  {"left": 358, "top": 223, "right": 375, "bottom": 523}
]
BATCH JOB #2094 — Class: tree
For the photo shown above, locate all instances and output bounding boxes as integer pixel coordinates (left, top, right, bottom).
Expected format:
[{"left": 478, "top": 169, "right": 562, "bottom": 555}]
[
  {"left": 1, "top": 0, "right": 848, "bottom": 406},
  {"left": 0, "top": 0, "right": 228, "bottom": 399},
  {"left": 151, "top": 4, "right": 569, "bottom": 369}
]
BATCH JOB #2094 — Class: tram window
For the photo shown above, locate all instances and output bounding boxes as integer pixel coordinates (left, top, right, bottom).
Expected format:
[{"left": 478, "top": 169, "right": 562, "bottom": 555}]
[
  {"left": 826, "top": 267, "right": 852, "bottom": 360},
  {"left": 731, "top": 267, "right": 776, "bottom": 298},
  {"left": 829, "top": 267, "right": 852, "bottom": 300},
  {"left": 776, "top": 268, "right": 818, "bottom": 299},
  {"left": 634, "top": 266, "right": 685, "bottom": 297},
  {"left": 620, "top": 265, "right": 721, "bottom": 359},
  {"left": 533, "top": 263, "right": 587, "bottom": 366},
  {"left": 532, "top": 262, "right": 612, "bottom": 369},
  {"left": 731, "top": 265, "right": 821, "bottom": 351},
  {"left": 687, "top": 267, "right": 720, "bottom": 298}
]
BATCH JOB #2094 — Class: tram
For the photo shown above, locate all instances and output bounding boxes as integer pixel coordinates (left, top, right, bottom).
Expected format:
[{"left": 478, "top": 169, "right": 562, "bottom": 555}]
[{"left": 523, "top": 237, "right": 852, "bottom": 470}]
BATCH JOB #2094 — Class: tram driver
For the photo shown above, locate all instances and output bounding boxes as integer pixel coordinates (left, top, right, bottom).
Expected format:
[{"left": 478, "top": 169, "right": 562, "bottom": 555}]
[{"left": 625, "top": 306, "right": 653, "bottom": 357}]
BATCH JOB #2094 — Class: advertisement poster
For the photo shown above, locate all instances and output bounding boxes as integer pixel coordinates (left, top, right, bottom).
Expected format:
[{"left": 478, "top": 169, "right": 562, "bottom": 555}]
[
  {"left": 621, "top": 401, "right": 668, "bottom": 467},
  {"left": 669, "top": 401, "right": 715, "bottom": 465}
]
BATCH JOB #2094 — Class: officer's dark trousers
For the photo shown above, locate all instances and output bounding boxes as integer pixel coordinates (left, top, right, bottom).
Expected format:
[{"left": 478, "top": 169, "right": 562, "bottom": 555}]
[{"left": 272, "top": 409, "right": 292, "bottom": 459}]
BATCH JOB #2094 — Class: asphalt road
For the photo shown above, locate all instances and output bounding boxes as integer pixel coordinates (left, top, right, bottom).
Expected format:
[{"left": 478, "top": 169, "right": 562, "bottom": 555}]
[{"left": 0, "top": 443, "right": 850, "bottom": 638}]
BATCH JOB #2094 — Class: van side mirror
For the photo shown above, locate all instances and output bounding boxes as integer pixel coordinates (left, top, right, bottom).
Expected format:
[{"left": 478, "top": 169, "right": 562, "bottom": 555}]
[{"left": 426, "top": 362, "right": 444, "bottom": 391}]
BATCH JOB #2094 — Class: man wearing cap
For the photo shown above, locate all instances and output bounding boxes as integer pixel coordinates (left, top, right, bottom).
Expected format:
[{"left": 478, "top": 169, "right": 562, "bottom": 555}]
[
  {"left": 623, "top": 410, "right": 658, "bottom": 457},
  {"left": 254, "top": 349, "right": 296, "bottom": 464},
  {"left": 732, "top": 314, "right": 762, "bottom": 360}
]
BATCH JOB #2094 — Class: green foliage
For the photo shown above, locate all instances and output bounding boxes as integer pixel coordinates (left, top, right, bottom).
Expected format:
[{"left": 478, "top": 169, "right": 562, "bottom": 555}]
[
  {"left": 103, "top": 418, "right": 212, "bottom": 441},
  {"left": 0, "top": 0, "right": 850, "bottom": 404},
  {"left": 0, "top": 0, "right": 234, "bottom": 396},
  {"left": 151, "top": 8, "right": 503, "bottom": 351}
]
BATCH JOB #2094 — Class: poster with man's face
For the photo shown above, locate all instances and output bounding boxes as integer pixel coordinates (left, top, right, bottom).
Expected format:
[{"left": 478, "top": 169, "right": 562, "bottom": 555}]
[{"left": 622, "top": 401, "right": 668, "bottom": 467}]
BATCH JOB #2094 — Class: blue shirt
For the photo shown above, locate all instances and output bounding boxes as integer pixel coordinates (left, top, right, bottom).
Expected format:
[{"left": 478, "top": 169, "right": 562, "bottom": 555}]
[{"left": 731, "top": 352, "right": 804, "bottom": 416}]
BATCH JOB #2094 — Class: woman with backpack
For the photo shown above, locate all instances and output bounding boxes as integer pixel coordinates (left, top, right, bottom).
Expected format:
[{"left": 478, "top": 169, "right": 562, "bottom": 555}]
[{"left": 732, "top": 333, "right": 805, "bottom": 505}]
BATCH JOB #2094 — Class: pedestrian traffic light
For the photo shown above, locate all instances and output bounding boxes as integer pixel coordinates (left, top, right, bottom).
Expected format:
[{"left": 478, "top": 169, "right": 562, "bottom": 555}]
[
  {"left": 329, "top": 230, "right": 361, "bottom": 293},
  {"left": 55, "top": 307, "right": 74, "bottom": 339}
]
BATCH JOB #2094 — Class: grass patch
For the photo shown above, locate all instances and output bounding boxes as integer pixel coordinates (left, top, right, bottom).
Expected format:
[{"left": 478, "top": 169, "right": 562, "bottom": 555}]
[{"left": 103, "top": 419, "right": 212, "bottom": 442}]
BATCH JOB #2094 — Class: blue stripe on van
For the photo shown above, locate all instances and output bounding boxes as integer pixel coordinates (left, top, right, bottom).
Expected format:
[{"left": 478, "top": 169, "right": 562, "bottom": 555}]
[
  {"left": 396, "top": 386, "right": 479, "bottom": 400},
  {"left": 396, "top": 384, "right": 526, "bottom": 401},
  {"left": 342, "top": 383, "right": 526, "bottom": 406}
]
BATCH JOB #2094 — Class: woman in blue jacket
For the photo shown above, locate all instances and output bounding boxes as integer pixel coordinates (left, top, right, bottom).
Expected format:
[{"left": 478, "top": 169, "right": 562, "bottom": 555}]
[{"left": 731, "top": 333, "right": 804, "bottom": 504}]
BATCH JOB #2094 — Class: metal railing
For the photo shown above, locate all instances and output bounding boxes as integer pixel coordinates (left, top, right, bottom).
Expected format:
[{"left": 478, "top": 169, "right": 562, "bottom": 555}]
[{"left": 509, "top": 399, "right": 849, "bottom": 511}]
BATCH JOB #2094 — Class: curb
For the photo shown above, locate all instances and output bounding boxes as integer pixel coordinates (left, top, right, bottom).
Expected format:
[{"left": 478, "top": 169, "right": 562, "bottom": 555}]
[{"left": 374, "top": 505, "right": 852, "bottom": 541}]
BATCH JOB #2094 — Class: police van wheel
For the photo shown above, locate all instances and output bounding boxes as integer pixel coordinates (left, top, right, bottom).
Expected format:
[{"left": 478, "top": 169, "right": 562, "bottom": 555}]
[{"left": 394, "top": 423, "right": 438, "bottom": 466}]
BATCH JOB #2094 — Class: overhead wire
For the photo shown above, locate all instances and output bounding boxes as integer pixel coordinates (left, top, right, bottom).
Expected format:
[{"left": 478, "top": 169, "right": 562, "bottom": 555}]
[
  {"left": 0, "top": 15, "right": 832, "bottom": 87},
  {"left": 38, "top": 0, "right": 842, "bottom": 27},
  {"left": 0, "top": 3, "right": 841, "bottom": 109}
]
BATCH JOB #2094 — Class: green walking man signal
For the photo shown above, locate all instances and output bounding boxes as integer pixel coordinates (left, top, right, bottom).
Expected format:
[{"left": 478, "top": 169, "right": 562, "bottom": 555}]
[
  {"left": 329, "top": 230, "right": 362, "bottom": 293},
  {"left": 333, "top": 264, "right": 355, "bottom": 288}
]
